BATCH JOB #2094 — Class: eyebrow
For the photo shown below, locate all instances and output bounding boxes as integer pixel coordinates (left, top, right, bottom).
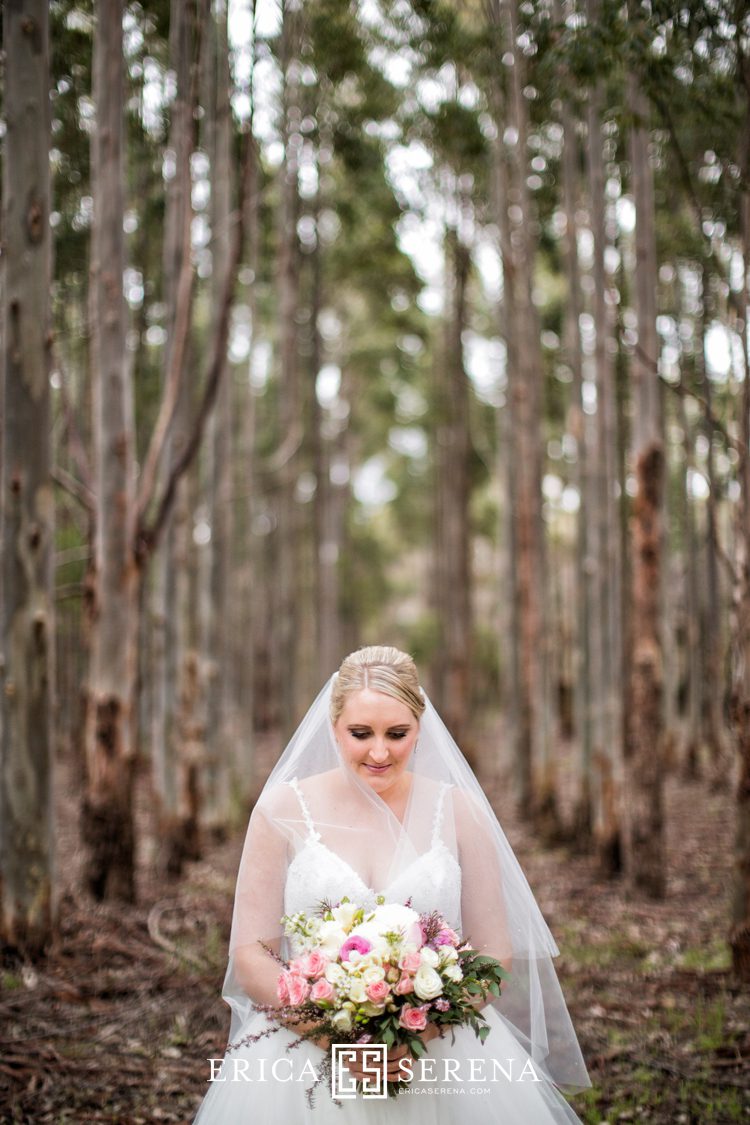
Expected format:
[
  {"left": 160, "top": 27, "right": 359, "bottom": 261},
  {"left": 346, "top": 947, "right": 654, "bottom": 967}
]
[{"left": 346, "top": 723, "right": 412, "bottom": 730}]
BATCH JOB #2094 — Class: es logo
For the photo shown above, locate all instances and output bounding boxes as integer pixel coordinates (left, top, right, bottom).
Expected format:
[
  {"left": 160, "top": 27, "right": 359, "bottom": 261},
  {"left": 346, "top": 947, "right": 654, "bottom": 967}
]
[{"left": 331, "top": 1043, "right": 388, "bottom": 1099}]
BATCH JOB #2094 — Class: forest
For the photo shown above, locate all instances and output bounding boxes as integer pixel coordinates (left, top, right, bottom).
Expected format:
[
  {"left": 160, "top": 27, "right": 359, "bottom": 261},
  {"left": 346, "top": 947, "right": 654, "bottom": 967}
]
[{"left": 1, "top": 0, "right": 750, "bottom": 1121}]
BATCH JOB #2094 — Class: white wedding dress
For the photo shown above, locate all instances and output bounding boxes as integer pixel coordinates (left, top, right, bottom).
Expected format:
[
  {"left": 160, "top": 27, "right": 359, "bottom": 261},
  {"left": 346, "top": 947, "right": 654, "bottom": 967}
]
[{"left": 191, "top": 781, "right": 584, "bottom": 1124}]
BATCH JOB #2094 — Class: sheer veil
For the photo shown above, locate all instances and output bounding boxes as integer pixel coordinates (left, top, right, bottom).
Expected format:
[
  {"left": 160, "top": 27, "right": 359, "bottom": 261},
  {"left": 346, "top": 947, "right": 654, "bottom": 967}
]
[{"left": 221, "top": 672, "right": 591, "bottom": 1094}]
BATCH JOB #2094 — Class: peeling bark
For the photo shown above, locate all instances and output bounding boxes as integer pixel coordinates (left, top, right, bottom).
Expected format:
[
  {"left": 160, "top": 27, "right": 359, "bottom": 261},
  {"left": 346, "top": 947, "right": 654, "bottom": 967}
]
[{"left": 0, "top": 0, "right": 55, "bottom": 952}]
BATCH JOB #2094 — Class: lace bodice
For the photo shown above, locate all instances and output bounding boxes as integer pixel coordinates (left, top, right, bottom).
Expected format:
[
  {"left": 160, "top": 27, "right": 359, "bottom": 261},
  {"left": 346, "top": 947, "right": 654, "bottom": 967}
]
[{"left": 283, "top": 777, "right": 462, "bottom": 930}]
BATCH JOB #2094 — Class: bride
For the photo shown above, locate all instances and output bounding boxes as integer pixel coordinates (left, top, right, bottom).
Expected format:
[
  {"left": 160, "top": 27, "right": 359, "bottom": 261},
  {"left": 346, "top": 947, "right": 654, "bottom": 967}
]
[{"left": 191, "top": 645, "right": 591, "bottom": 1123}]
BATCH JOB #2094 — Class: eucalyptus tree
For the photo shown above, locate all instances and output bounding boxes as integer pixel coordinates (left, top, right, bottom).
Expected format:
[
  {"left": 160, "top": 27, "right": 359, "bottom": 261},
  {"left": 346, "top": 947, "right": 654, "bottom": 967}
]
[
  {"left": 0, "top": 0, "right": 55, "bottom": 951},
  {"left": 624, "top": 1, "right": 666, "bottom": 897},
  {"left": 81, "top": 0, "right": 139, "bottom": 900}
]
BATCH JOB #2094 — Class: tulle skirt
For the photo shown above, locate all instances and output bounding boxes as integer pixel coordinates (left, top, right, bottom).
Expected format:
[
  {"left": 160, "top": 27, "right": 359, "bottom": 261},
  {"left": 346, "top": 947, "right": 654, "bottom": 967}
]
[{"left": 191, "top": 1004, "right": 584, "bottom": 1124}]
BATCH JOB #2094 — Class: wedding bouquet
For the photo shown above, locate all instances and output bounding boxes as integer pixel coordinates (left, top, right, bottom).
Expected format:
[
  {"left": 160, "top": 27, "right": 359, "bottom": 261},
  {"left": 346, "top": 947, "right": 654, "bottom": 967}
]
[{"left": 232, "top": 896, "right": 508, "bottom": 1102}]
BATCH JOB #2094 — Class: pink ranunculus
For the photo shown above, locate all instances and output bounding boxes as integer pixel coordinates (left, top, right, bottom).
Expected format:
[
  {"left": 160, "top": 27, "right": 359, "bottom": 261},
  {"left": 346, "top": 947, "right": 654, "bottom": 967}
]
[
  {"left": 394, "top": 972, "right": 414, "bottom": 995},
  {"left": 435, "top": 928, "right": 460, "bottom": 947},
  {"left": 399, "top": 1004, "right": 429, "bottom": 1032},
  {"left": 298, "top": 950, "right": 329, "bottom": 979},
  {"left": 277, "top": 970, "right": 291, "bottom": 1005},
  {"left": 287, "top": 973, "right": 311, "bottom": 1006},
  {"left": 340, "top": 935, "right": 373, "bottom": 961},
  {"left": 399, "top": 950, "right": 422, "bottom": 973},
  {"left": 365, "top": 979, "right": 391, "bottom": 1004},
  {"left": 310, "top": 977, "right": 335, "bottom": 1002}
]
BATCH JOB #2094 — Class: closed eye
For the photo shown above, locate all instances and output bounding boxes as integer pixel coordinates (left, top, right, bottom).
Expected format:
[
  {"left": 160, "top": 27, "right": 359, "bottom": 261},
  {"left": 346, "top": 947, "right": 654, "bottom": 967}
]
[{"left": 348, "top": 729, "right": 410, "bottom": 740}]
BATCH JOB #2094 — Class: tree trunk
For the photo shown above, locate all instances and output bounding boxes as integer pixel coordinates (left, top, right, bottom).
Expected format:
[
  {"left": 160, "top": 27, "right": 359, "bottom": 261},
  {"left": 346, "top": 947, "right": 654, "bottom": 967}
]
[
  {"left": 434, "top": 228, "right": 473, "bottom": 752},
  {"left": 310, "top": 189, "right": 347, "bottom": 677},
  {"left": 729, "top": 44, "right": 750, "bottom": 981},
  {"left": 0, "top": 0, "right": 55, "bottom": 951},
  {"left": 234, "top": 10, "right": 260, "bottom": 761},
  {"left": 625, "top": 30, "right": 666, "bottom": 898},
  {"left": 81, "top": 0, "right": 140, "bottom": 902},
  {"left": 273, "top": 1, "right": 302, "bottom": 739},
  {"left": 150, "top": 0, "right": 198, "bottom": 873},
  {"left": 698, "top": 268, "right": 731, "bottom": 787},
  {"left": 201, "top": 0, "right": 235, "bottom": 826},
  {"left": 487, "top": 19, "right": 525, "bottom": 810},
  {"left": 678, "top": 390, "right": 702, "bottom": 780},
  {"left": 555, "top": 3, "right": 593, "bottom": 844},
  {"left": 491, "top": 0, "right": 556, "bottom": 828},
  {"left": 586, "top": 0, "right": 624, "bottom": 874}
]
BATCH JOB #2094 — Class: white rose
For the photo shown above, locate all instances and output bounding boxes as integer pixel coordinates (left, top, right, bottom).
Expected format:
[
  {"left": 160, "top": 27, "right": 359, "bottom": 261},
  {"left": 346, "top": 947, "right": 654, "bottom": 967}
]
[
  {"left": 325, "top": 962, "right": 346, "bottom": 986},
  {"left": 347, "top": 977, "right": 368, "bottom": 1003},
  {"left": 369, "top": 903, "right": 420, "bottom": 933},
  {"left": 442, "top": 963, "right": 464, "bottom": 983},
  {"left": 361, "top": 964, "right": 386, "bottom": 985},
  {"left": 413, "top": 964, "right": 443, "bottom": 1000},
  {"left": 331, "top": 1009, "right": 353, "bottom": 1033},
  {"left": 419, "top": 947, "right": 439, "bottom": 968},
  {"left": 318, "top": 921, "right": 348, "bottom": 957}
]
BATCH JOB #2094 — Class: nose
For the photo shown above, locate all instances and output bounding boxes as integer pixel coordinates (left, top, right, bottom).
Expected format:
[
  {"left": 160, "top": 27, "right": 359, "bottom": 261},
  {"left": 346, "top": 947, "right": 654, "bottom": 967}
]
[{"left": 368, "top": 740, "right": 389, "bottom": 763}]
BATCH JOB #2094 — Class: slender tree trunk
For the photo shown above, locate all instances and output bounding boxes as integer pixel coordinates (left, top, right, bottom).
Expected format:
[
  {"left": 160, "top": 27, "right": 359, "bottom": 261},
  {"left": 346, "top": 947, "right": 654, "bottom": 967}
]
[
  {"left": 492, "top": 0, "right": 556, "bottom": 828},
  {"left": 698, "top": 268, "right": 731, "bottom": 786},
  {"left": 586, "top": 0, "right": 625, "bottom": 874},
  {"left": 678, "top": 390, "right": 703, "bottom": 779},
  {"left": 201, "top": 0, "right": 235, "bottom": 827},
  {"left": 311, "top": 187, "right": 346, "bottom": 676},
  {"left": 625, "top": 28, "right": 666, "bottom": 897},
  {"left": 81, "top": 0, "right": 140, "bottom": 901},
  {"left": 729, "top": 41, "right": 750, "bottom": 980},
  {"left": 486, "top": 16, "right": 525, "bottom": 809},
  {"left": 434, "top": 227, "right": 473, "bottom": 751},
  {"left": 0, "top": 0, "right": 55, "bottom": 951},
  {"left": 235, "top": 1, "right": 259, "bottom": 752},
  {"left": 555, "top": 2, "right": 593, "bottom": 843},
  {"left": 151, "top": 0, "right": 198, "bottom": 872},
  {"left": 273, "top": 1, "right": 302, "bottom": 738}
]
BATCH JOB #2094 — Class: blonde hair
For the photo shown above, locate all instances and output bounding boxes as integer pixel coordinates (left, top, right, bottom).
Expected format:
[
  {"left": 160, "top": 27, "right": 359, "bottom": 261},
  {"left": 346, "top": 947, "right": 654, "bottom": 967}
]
[{"left": 330, "top": 646, "right": 425, "bottom": 724}]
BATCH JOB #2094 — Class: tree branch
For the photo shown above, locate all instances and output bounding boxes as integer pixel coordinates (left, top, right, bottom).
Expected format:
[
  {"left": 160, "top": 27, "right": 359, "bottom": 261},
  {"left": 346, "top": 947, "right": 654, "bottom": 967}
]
[
  {"left": 52, "top": 466, "right": 95, "bottom": 512},
  {"left": 136, "top": 131, "right": 252, "bottom": 563}
]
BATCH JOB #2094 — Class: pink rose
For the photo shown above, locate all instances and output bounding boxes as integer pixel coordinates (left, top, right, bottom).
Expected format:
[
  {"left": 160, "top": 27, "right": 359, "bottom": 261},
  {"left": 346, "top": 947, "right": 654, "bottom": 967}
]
[
  {"left": 365, "top": 980, "right": 391, "bottom": 1004},
  {"left": 435, "top": 928, "right": 460, "bottom": 947},
  {"left": 399, "top": 1004, "right": 429, "bottom": 1032},
  {"left": 277, "top": 970, "right": 291, "bottom": 1004},
  {"left": 287, "top": 973, "right": 311, "bottom": 1006},
  {"left": 394, "top": 973, "right": 414, "bottom": 995},
  {"left": 399, "top": 950, "right": 421, "bottom": 973},
  {"left": 298, "top": 951, "right": 329, "bottom": 979},
  {"left": 340, "top": 936, "right": 373, "bottom": 961},
  {"left": 310, "top": 978, "right": 335, "bottom": 1003}
]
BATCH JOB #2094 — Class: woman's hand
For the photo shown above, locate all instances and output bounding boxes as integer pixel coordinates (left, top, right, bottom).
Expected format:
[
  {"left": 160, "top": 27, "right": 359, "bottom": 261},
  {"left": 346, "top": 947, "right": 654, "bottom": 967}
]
[{"left": 342, "top": 1041, "right": 413, "bottom": 1084}]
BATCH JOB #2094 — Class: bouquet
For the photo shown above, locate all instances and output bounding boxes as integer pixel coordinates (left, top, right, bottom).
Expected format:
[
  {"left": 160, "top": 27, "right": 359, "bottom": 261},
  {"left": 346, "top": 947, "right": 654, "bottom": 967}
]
[{"left": 230, "top": 895, "right": 509, "bottom": 1102}]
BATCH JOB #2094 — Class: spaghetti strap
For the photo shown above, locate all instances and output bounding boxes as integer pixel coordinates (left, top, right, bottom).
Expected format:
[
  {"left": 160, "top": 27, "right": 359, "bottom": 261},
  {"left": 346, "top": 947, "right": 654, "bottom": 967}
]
[{"left": 288, "top": 776, "right": 320, "bottom": 842}]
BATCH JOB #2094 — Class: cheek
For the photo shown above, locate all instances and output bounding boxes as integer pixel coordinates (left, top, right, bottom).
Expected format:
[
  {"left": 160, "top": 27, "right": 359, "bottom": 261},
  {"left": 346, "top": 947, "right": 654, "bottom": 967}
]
[
  {"left": 393, "top": 737, "right": 416, "bottom": 762},
  {"left": 340, "top": 737, "right": 366, "bottom": 762}
]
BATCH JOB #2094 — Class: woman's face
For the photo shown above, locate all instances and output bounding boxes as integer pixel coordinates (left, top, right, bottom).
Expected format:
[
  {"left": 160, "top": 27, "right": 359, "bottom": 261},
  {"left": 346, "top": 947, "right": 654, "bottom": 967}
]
[{"left": 333, "top": 688, "right": 418, "bottom": 797}]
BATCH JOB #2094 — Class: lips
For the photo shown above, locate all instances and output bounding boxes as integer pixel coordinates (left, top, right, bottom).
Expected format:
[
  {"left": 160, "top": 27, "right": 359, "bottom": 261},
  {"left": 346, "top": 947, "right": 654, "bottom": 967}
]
[{"left": 365, "top": 763, "right": 390, "bottom": 772}]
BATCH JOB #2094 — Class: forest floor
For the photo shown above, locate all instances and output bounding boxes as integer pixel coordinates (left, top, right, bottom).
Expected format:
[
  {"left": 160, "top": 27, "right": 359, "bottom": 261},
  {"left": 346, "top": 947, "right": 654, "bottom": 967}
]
[{"left": 1, "top": 726, "right": 748, "bottom": 1125}]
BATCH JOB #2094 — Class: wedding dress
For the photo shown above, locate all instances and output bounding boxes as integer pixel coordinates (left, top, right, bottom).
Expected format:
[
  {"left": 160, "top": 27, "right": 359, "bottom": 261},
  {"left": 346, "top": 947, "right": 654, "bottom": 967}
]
[{"left": 191, "top": 777, "right": 585, "bottom": 1124}]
